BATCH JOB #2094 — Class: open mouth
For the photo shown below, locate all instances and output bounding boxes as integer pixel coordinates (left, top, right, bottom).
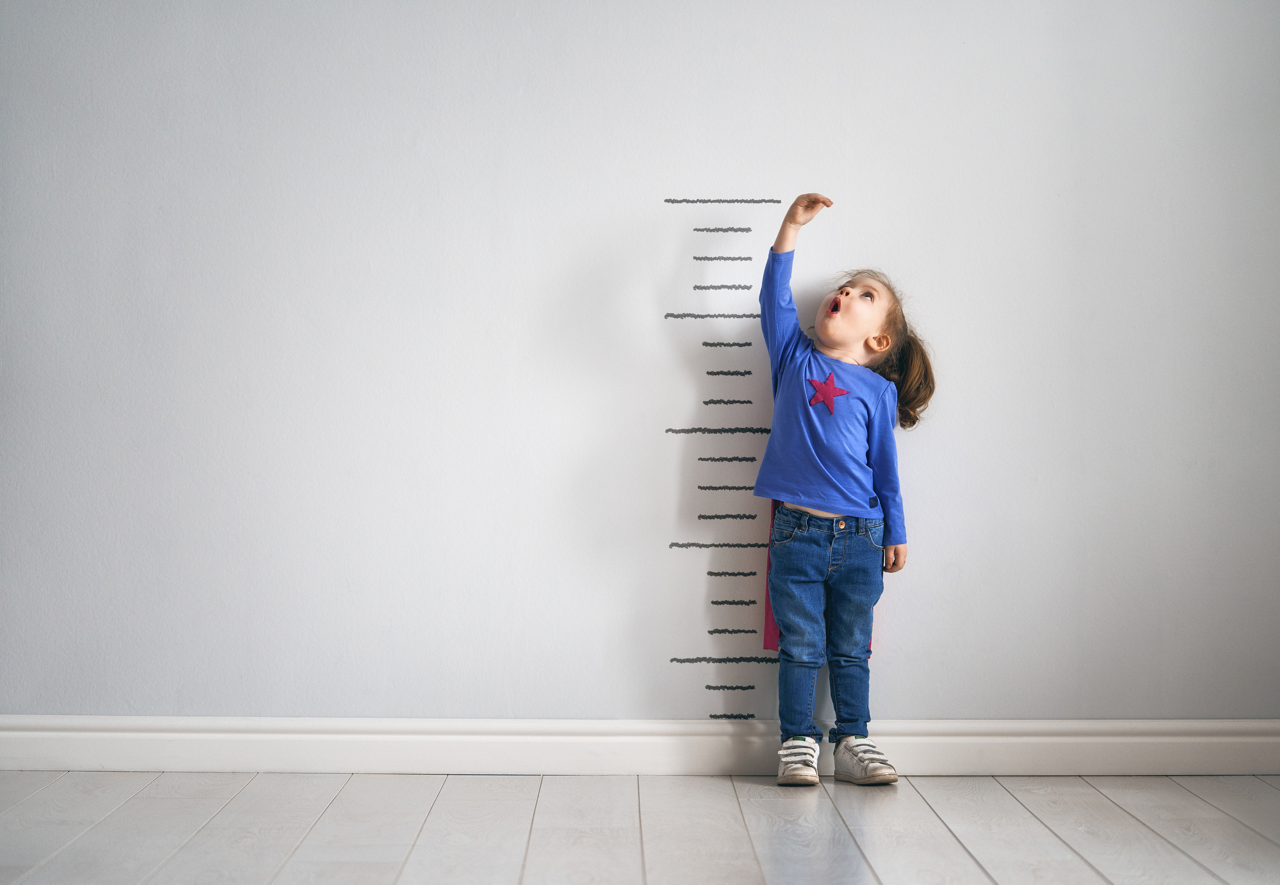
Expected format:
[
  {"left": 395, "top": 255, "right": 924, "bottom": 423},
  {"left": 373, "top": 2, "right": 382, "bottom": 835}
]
[{"left": 828, "top": 298, "right": 841, "bottom": 314}]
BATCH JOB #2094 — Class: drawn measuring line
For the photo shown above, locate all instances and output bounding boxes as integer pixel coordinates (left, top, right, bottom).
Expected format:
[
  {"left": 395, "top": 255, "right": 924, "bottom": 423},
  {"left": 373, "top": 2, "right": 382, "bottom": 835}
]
[
  {"left": 670, "top": 656, "right": 778, "bottom": 663},
  {"left": 665, "top": 427, "right": 769, "bottom": 434},
  {"left": 670, "top": 542, "right": 767, "bottom": 548},
  {"left": 663, "top": 198, "right": 774, "bottom": 723},
  {"left": 664, "top": 198, "right": 782, "bottom": 204}
]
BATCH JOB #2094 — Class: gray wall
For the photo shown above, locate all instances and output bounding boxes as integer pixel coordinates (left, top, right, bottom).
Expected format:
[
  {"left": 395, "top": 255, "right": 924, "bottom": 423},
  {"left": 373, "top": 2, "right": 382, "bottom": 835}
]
[{"left": 3, "top": 1, "right": 1278, "bottom": 721}]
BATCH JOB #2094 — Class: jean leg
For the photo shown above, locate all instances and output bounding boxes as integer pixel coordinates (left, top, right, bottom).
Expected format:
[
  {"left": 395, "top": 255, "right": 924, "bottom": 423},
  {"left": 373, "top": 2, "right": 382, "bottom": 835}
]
[
  {"left": 768, "top": 527, "right": 828, "bottom": 744},
  {"left": 825, "top": 524, "right": 885, "bottom": 743}
]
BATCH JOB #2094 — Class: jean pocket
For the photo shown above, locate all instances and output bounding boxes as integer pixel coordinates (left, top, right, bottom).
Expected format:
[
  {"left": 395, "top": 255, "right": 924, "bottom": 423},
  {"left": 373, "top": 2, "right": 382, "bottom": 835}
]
[
  {"left": 771, "top": 526, "right": 796, "bottom": 548},
  {"left": 862, "top": 523, "right": 885, "bottom": 551}
]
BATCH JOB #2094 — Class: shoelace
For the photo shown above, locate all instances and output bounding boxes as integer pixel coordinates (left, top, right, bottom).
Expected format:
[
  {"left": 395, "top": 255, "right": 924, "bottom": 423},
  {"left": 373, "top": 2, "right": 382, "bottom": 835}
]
[{"left": 778, "top": 738, "right": 819, "bottom": 769}]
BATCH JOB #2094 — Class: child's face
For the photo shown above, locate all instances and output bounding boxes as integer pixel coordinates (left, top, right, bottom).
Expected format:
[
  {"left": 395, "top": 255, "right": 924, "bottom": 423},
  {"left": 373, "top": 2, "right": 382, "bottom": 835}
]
[{"left": 814, "top": 278, "right": 894, "bottom": 359}]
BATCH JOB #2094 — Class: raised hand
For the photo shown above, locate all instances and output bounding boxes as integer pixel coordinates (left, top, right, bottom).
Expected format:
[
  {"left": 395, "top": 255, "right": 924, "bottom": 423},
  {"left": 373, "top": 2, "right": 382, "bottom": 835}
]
[
  {"left": 784, "top": 193, "right": 833, "bottom": 228},
  {"left": 773, "top": 193, "right": 833, "bottom": 253}
]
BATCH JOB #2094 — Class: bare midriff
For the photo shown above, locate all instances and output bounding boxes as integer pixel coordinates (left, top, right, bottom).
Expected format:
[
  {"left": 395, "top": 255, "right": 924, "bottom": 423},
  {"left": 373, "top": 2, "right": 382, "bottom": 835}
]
[{"left": 782, "top": 501, "right": 843, "bottom": 518}]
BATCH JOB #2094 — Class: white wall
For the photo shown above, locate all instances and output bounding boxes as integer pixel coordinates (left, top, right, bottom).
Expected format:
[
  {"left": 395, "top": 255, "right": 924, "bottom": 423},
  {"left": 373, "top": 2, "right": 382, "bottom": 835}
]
[{"left": 3, "top": 0, "right": 1278, "bottom": 722}]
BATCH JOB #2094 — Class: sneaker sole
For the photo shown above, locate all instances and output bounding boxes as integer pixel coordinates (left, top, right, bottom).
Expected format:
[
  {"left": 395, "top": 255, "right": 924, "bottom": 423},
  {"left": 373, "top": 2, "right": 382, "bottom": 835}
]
[
  {"left": 776, "top": 773, "right": 820, "bottom": 786},
  {"left": 834, "top": 771, "right": 898, "bottom": 785}
]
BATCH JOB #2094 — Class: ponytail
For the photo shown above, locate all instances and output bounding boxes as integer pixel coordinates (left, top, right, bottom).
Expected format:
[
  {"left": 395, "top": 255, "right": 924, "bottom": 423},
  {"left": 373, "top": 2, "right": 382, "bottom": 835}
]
[{"left": 873, "top": 325, "right": 934, "bottom": 429}]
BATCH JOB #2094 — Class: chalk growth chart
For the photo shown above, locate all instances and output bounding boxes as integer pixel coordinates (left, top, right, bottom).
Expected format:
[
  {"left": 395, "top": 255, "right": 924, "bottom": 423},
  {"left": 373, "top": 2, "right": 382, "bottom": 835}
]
[{"left": 664, "top": 197, "right": 782, "bottom": 721}]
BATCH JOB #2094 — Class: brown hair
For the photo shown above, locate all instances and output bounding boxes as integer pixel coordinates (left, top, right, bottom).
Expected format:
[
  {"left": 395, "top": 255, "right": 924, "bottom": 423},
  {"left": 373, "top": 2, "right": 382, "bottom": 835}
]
[{"left": 842, "top": 269, "right": 935, "bottom": 429}]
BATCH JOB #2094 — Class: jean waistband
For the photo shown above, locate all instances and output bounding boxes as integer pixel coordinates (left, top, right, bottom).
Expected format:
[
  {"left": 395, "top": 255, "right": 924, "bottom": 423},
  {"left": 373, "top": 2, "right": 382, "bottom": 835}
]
[{"left": 775, "top": 504, "right": 882, "bottom": 534}]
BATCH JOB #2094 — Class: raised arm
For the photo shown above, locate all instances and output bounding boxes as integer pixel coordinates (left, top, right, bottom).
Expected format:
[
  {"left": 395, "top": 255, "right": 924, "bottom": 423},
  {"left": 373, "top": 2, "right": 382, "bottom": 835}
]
[{"left": 772, "top": 193, "right": 833, "bottom": 253}]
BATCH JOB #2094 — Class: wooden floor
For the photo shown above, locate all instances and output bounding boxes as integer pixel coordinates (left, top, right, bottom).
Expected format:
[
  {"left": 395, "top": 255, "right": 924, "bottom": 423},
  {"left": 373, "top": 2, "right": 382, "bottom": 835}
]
[{"left": 1, "top": 771, "right": 1279, "bottom": 884}]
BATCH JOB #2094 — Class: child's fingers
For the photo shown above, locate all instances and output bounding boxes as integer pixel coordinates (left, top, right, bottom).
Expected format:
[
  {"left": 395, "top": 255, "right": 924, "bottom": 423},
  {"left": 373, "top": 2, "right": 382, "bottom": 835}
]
[
  {"left": 794, "top": 192, "right": 832, "bottom": 210},
  {"left": 787, "top": 193, "right": 833, "bottom": 227},
  {"left": 883, "top": 545, "right": 907, "bottom": 573}
]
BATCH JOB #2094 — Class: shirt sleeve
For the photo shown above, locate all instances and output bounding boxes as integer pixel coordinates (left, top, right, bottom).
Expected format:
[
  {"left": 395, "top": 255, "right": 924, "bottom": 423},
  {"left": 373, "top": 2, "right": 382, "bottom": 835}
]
[
  {"left": 866, "top": 382, "right": 907, "bottom": 545},
  {"left": 759, "top": 249, "right": 807, "bottom": 396}
]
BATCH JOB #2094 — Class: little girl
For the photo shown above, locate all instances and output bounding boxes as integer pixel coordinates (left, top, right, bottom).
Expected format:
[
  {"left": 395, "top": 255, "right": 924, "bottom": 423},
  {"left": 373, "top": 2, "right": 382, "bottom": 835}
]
[{"left": 754, "top": 193, "right": 934, "bottom": 786}]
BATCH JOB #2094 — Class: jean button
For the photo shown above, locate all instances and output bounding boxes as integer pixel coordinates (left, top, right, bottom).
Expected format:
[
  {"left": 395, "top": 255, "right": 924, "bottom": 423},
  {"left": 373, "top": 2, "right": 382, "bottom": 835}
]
[{"left": 838, "top": 520, "right": 845, "bottom": 529}]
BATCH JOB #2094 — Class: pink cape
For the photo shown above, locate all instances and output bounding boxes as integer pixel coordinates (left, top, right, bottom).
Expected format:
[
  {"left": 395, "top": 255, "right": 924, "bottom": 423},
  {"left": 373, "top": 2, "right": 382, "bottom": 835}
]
[{"left": 763, "top": 499, "right": 780, "bottom": 651}]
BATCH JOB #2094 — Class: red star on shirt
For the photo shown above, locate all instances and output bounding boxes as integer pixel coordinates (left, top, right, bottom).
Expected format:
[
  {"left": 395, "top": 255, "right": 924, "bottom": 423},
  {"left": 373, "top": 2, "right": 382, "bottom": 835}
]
[{"left": 808, "top": 372, "right": 848, "bottom": 414}]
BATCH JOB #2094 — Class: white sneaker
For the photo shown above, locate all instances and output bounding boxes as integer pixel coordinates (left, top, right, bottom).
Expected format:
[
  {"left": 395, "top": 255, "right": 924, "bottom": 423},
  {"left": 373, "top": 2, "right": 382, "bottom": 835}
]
[
  {"left": 776, "top": 736, "right": 820, "bottom": 786},
  {"left": 833, "top": 736, "right": 898, "bottom": 785}
]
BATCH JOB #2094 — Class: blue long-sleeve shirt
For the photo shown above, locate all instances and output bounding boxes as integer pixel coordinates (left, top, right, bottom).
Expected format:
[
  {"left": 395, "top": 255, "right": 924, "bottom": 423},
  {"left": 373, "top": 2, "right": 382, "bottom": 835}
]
[{"left": 753, "top": 249, "right": 906, "bottom": 545}]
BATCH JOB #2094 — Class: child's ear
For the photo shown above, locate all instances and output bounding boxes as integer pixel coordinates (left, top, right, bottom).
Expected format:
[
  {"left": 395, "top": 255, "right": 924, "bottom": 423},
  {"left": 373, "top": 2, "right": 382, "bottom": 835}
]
[{"left": 869, "top": 333, "right": 891, "bottom": 354}]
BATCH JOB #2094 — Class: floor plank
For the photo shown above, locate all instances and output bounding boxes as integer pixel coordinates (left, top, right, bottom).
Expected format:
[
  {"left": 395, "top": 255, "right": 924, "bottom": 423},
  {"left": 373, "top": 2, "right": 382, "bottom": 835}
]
[
  {"left": 909, "top": 776, "right": 1107, "bottom": 884},
  {"left": 998, "top": 776, "right": 1218, "bottom": 884},
  {"left": 0, "top": 772, "right": 65, "bottom": 817},
  {"left": 142, "top": 772, "right": 350, "bottom": 885},
  {"left": 823, "top": 777, "right": 990, "bottom": 885},
  {"left": 398, "top": 775, "right": 541, "bottom": 885},
  {"left": 733, "top": 776, "right": 876, "bottom": 884},
  {"left": 1087, "top": 775, "right": 1280, "bottom": 885},
  {"left": 270, "top": 774, "right": 446, "bottom": 885},
  {"left": 0, "top": 770, "right": 158, "bottom": 885},
  {"left": 1172, "top": 776, "right": 1280, "bottom": 845},
  {"left": 521, "top": 775, "right": 643, "bottom": 885},
  {"left": 18, "top": 772, "right": 254, "bottom": 885},
  {"left": 638, "top": 775, "right": 765, "bottom": 885},
  {"left": 3, "top": 769, "right": 1279, "bottom": 884}
]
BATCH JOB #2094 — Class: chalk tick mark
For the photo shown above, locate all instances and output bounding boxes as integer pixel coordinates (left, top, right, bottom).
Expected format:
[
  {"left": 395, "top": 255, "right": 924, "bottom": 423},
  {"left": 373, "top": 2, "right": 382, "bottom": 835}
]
[
  {"left": 665, "top": 427, "right": 768, "bottom": 435},
  {"left": 703, "top": 400, "right": 752, "bottom": 406},
  {"left": 664, "top": 198, "right": 781, "bottom": 204},
  {"left": 706, "top": 684, "right": 756, "bottom": 690},
  {"left": 694, "top": 227, "right": 752, "bottom": 232},
  {"left": 693, "top": 284, "right": 753, "bottom": 291},
  {"left": 710, "top": 713, "right": 756, "bottom": 719},
  {"left": 706, "top": 370, "right": 752, "bottom": 376},
  {"left": 707, "top": 571, "right": 757, "bottom": 577},
  {"left": 711, "top": 599, "right": 757, "bottom": 605},
  {"left": 670, "top": 656, "right": 778, "bottom": 663},
  {"left": 709, "top": 628, "right": 758, "bottom": 634},
  {"left": 699, "top": 456, "right": 757, "bottom": 462},
  {"left": 694, "top": 256, "right": 752, "bottom": 262},
  {"left": 665, "top": 312, "right": 759, "bottom": 319},
  {"left": 670, "top": 542, "right": 768, "bottom": 548},
  {"left": 699, "top": 514, "right": 756, "bottom": 520}
]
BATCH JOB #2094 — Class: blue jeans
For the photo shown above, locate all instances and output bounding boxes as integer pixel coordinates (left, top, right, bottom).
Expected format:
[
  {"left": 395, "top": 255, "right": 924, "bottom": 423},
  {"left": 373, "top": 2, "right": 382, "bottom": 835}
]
[{"left": 769, "top": 504, "right": 885, "bottom": 744}]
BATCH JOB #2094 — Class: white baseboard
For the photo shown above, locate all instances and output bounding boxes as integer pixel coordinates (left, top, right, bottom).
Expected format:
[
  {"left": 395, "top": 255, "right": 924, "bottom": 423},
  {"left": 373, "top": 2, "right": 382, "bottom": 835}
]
[{"left": 1, "top": 716, "right": 1277, "bottom": 776}]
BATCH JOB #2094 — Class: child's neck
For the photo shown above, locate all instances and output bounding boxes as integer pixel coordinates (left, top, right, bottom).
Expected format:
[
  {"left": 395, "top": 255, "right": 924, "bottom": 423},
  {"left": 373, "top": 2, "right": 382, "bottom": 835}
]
[{"left": 814, "top": 341, "right": 869, "bottom": 366}]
